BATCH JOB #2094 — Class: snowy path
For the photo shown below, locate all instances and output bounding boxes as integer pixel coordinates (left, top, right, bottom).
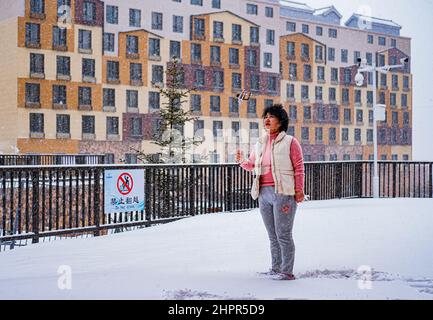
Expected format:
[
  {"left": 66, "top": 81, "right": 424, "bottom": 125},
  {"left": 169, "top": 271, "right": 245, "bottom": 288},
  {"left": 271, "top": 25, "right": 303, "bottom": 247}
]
[{"left": 0, "top": 198, "right": 432, "bottom": 300}]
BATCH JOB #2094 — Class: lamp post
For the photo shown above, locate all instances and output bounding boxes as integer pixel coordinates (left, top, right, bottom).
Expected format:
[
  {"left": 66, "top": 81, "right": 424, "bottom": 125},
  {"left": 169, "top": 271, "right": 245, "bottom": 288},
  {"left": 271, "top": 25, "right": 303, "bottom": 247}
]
[{"left": 355, "top": 57, "right": 408, "bottom": 198}]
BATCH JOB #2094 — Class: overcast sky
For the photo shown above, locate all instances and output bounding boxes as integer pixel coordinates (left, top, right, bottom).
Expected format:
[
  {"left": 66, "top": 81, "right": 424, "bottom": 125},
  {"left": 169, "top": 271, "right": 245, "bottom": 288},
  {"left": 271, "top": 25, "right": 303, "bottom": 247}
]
[{"left": 304, "top": 0, "right": 433, "bottom": 160}]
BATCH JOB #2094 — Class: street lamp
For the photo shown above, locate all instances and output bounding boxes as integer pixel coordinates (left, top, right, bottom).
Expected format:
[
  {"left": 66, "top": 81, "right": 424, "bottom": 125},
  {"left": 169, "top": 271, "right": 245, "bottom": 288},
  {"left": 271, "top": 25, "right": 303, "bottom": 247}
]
[{"left": 355, "top": 57, "right": 409, "bottom": 198}]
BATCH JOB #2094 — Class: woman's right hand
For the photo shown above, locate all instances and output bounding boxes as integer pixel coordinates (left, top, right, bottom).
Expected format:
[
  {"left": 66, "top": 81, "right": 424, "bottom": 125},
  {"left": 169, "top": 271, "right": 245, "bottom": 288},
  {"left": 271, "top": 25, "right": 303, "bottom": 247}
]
[{"left": 235, "top": 150, "right": 244, "bottom": 164}]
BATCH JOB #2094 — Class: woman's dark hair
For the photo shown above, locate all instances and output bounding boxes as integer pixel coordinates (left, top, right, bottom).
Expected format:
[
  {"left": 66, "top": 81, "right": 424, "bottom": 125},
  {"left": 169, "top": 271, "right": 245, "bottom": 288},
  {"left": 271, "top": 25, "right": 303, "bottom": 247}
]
[{"left": 262, "top": 104, "right": 289, "bottom": 133}]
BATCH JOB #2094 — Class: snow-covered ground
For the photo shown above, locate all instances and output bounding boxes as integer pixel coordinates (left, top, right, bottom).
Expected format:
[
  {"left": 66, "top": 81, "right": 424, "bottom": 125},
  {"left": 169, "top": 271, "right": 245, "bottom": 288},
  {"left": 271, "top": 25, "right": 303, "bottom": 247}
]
[{"left": 1, "top": 198, "right": 433, "bottom": 300}]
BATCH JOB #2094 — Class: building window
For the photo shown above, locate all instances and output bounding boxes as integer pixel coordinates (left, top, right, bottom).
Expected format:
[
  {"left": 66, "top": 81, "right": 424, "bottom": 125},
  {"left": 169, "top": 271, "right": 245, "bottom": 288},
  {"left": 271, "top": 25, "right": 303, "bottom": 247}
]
[
  {"left": 379, "top": 36, "right": 386, "bottom": 46},
  {"left": 213, "top": 21, "right": 224, "bottom": 39},
  {"left": 250, "top": 74, "right": 260, "bottom": 91},
  {"left": 129, "top": 9, "right": 141, "bottom": 27},
  {"left": 344, "top": 109, "right": 351, "bottom": 123},
  {"left": 57, "top": 114, "right": 70, "bottom": 134},
  {"left": 402, "top": 94, "right": 408, "bottom": 107},
  {"left": 82, "top": 58, "right": 95, "bottom": 78},
  {"left": 194, "top": 120, "right": 204, "bottom": 138},
  {"left": 288, "top": 105, "right": 297, "bottom": 120},
  {"left": 106, "top": 117, "right": 119, "bottom": 135},
  {"left": 57, "top": 56, "right": 71, "bottom": 76},
  {"left": 126, "top": 90, "right": 138, "bottom": 109},
  {"left": 391, "top": 38, "right": 397, "bottom": 48},
  {"left": 315, "top": 86, "right": 323, "bottom": 101},
  {"left": 191, "top": 43, "right": 202, "bottom": 62},
  {"left": 210, "top": 95, "right": 221, "bottom": 112},
  {"left": 303, "top": 106, "right": 311, "bottom": 120},
  {"left": 356, "top": 109, "right": 363, "bottom": 123},
  {"left": 149, "top": 92, "right": 160, "bottom": 110},
  {"left": 106, "top": 5, "right": 118, "bottom": 24},
  {"left": 303, "top": 64, "right": 311, "bottom": 81},
  {"left": 26, "top": 23, "right": 40, "bottom": 46},
  {"left": 315, "top": 45, "right": 323, "bottom": 61},
  {"left": 229, "top": 97, "right": 239, "bottom": 113},
  {"left": 213, "top": 121, "right": 223, "bottom": 140},
  {"left": 287, "top": 84, "right": 295, "bottom": 99},
  {"left": 331, "top": 107, "right": 339, "bottom": 121},
  {"left": 247, "top": 49, "right": 257, "bottom": 67},
  {"left": 247, "top": 98, "right": 257, "bottom": 114},
  {"left": 344, "top": 68, "right": 352, "bottom": 84},
  {"left": 149, "top": 38, "right": 160, "bottom": 57},
  {"left": 173, "top": 15, "right": 183, "bottom": 33},
  {"left": 193, "top": 18, "right": 205, "bottom": 38},
  {"left": 367, "top": 34, "right": 374, "bottom": 44},
  {"left": 82, "top": 115, "right": 95, "bottom": 134},
  {"left": 265, "top": 99, "right": 273, "bottom": 108},
  {"left": 152, "top": 12, "right": 163, "bottom": 30},
  {"left": 53, "top": 85, "right": 67, "bottom": 105},
  {"left": 78, "top": 29, "right": 92, "bottom": 50},
  {"left": 329, "top": 128, "right": 336, "bottom": 141},
  {"left": 152, "top": 65, "right": 164, "bottom": 84},
  {"left": 212, "top": 0, "right": 221, "bottom": 9},
  {"left": 191, "top": 0, "right": 203, "bottom": 5},
  {"left": 83, "top": 1, "right": 96, "bottom": 23},
  {"left": 250, "top": 26, "right": 259, "bottom": 44},
  {"left": 213, "top": 71, "right": 224, "bottom": 89},
  {"left": 130, "top": 63, "right": 142, "bottom": 82},
  {"left": 315, "top": 127, "right": 323, "bottom": 142},
  {"left": 246, "top": 3, "right": 258, "bottom": 15},
  {"left": 403, "top": 76, "right": 410, "bottom": 90},
  {"left": 170, "top": 40, "right": 181, "bottom": 59},
  {"left": 104, "top": 33, "right": 115, "bottom": 52},
  {"left": 301, "top": 127, "right": 309, "bottom": 141},
  {"left": 331, "top": 68, "right": 338, "bottom": 83},
  {"left": 289, "top": 63, "right": 297, "bottom": 80},
  {"left": 265, "top": 6, "right": 274, "bottom": 17},
  {"left": 355, "top": 90, "right": 362, "bottom": 104},
  {"left": 301, "top": 85, "right": 309, "bottom": 100},
  {"left": 341, "top": 49, "right": 348, "bottom": 63},
  {"left": 107, "top": 61, "right": 119, "bottom": 81},
  {"left": 52, "top": 26, "right": 67, "bottom": 48},
  {"left": 342, "top": 89, "right": 350, "bottom": 105},
  {"left": 266, "top": 29, "right": 275, "bottom": 45},
  {"left": 232, "top": 73, "right": 242, "bottom": 90},
  {"left": 316, "top": 26, "right": 323, "bottom": 36},
  {"left": 78, "top": 87, "right": 92, "bottom": 106},
  {"left": 229, "top": 48, "right": 239, "bottom": 65},
  {"left": 30, "top": 53, "right": 44, "bottom": 74},
  {"left": 190, "top": 94, "right": 201, "bottom": 112},
  {"left": 342, "top": 128, "right": 349, "bottom": 142},
  {"left": 127, "top": 35, "right": 139, "bottom": 54},
  {"left": 286, "top": 22, "right": 296, "bottom": 32},
  {"left": 264, "top": 52, "right": 272, "bottom": 68},
  {"left": 130, "top": 117, "right": 143, "bottom": 136},
  {"left": 26, "top": 83, "right": 40, "bottom": 104},
  {"left": 301, "top": 43, "right": 309, "bottom": 59},
  {"left": 103, "top": 88, "right": 115, "bottom": 107},
  {"left": 194, "top": 69, "right": 205, "bottom": 87},
  {"left": 268, "top": 76, "right": 277, "bottom": 92},
  {"left": 228, "top": 24, "right": 241, "bottom": 44},
  {"left": 30, "top": 0, "right": 45, "bottom": 14},
  {"left": 329, "top": 87, "right": 336, "bottom": 102},
  {"left": 302, "top": 24, "right": 309, "bottom": 34},
  {"left": 328, "top": 47, "right": 335, "bottom": 61},
  {"left": 30, "top": 113, "right": 44, "bottom": 133},
  {"left": 353, "top": 51, "right": 361, "bottom": 64},
  {"left": 328, "top": 28, "right": 337, "bottom": 38},
  {"left": 287, "top": 41, "right": 295, "bottom": 57}
]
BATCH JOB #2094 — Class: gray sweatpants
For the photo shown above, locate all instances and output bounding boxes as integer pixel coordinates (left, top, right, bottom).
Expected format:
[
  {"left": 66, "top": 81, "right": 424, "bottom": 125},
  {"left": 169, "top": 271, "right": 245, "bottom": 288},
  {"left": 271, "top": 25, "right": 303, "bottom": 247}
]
[{"left": 258, "top": 186, "right": 297, "bottom": 274}]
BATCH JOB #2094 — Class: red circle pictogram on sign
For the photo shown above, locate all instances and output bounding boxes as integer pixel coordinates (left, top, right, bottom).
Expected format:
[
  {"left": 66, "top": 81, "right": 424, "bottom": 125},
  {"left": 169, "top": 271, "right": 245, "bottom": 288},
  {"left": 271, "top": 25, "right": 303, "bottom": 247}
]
[{"left": 117, "top": 173, "right": 134, "bottom": 195}]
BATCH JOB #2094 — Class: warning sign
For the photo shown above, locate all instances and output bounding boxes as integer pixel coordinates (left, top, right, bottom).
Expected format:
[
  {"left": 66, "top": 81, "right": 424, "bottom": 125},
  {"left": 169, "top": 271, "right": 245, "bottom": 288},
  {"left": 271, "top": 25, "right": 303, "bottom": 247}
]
[{"left": 104, "top": 170, "right": 144, "bottom": 214}]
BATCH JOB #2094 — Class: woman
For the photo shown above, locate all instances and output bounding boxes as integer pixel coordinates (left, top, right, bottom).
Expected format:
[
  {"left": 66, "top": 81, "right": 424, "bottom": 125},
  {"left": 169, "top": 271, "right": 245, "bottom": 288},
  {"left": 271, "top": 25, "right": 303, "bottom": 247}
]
[{"left": 236, "top": 104, "right": 305, "bottom": 281}]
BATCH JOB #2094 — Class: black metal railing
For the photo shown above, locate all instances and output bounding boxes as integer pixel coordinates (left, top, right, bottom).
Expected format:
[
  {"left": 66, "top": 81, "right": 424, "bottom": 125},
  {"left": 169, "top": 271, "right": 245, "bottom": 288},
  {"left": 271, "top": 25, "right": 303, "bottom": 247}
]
[
  {"left": 0, "top": 154, "right": 105, "bottom": 166},
  {"left": 0, "top": 161, "right": 431, "bottom": 246}
]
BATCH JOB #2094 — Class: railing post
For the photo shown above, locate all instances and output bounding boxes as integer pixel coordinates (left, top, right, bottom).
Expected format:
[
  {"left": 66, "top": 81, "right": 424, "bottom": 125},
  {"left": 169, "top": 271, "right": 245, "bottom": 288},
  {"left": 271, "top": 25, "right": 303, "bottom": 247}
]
[
  {"left": 93, "top": 169, "right": 101, "bottom": 237},
  {"left": 31, "top": 170, "right": 40, "bottom": 244},
  {"left": 392, "top": 162, "right": 397, "bottom": 198},
  {"left": 430, "top": 163, "right": 433, "bottom": 198},
  {"left": 226, "top": 166, "right": 233, "bottom": 212},
  {"left": 356, "top": 162, "right": 363, "bottom": 198},
  {"left": 189, "top": 167, "right": 195, "bottom": 216},
  {"left": 336, "top": 162, "right": 342, "bottom": 199}
]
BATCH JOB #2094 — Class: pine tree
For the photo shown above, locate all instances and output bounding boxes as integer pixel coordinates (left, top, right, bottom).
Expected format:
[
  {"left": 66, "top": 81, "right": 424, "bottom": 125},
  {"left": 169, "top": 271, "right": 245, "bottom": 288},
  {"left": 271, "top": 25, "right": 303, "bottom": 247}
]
[{"left": 132, "top": 58, "right": 204, "bottom": 164}]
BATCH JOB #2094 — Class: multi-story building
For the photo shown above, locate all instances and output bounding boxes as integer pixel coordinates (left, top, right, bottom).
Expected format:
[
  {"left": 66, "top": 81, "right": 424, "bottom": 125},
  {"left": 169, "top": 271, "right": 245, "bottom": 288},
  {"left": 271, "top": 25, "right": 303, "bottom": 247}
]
[{"left": 0, "top": 0, "right": 412, "bottom": 163}]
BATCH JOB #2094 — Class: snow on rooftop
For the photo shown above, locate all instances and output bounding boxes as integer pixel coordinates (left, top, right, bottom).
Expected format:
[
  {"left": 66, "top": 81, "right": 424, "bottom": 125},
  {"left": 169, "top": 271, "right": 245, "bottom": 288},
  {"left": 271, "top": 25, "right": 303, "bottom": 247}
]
[
  {"left": 1, "top": 198, "right": 432, "bottom": 299},
  {"left": 349, "top": 13, "right": 402, "bottom": 28},
  {"left": 279, "top": 0, "right": 314, "bottom": 12}
]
